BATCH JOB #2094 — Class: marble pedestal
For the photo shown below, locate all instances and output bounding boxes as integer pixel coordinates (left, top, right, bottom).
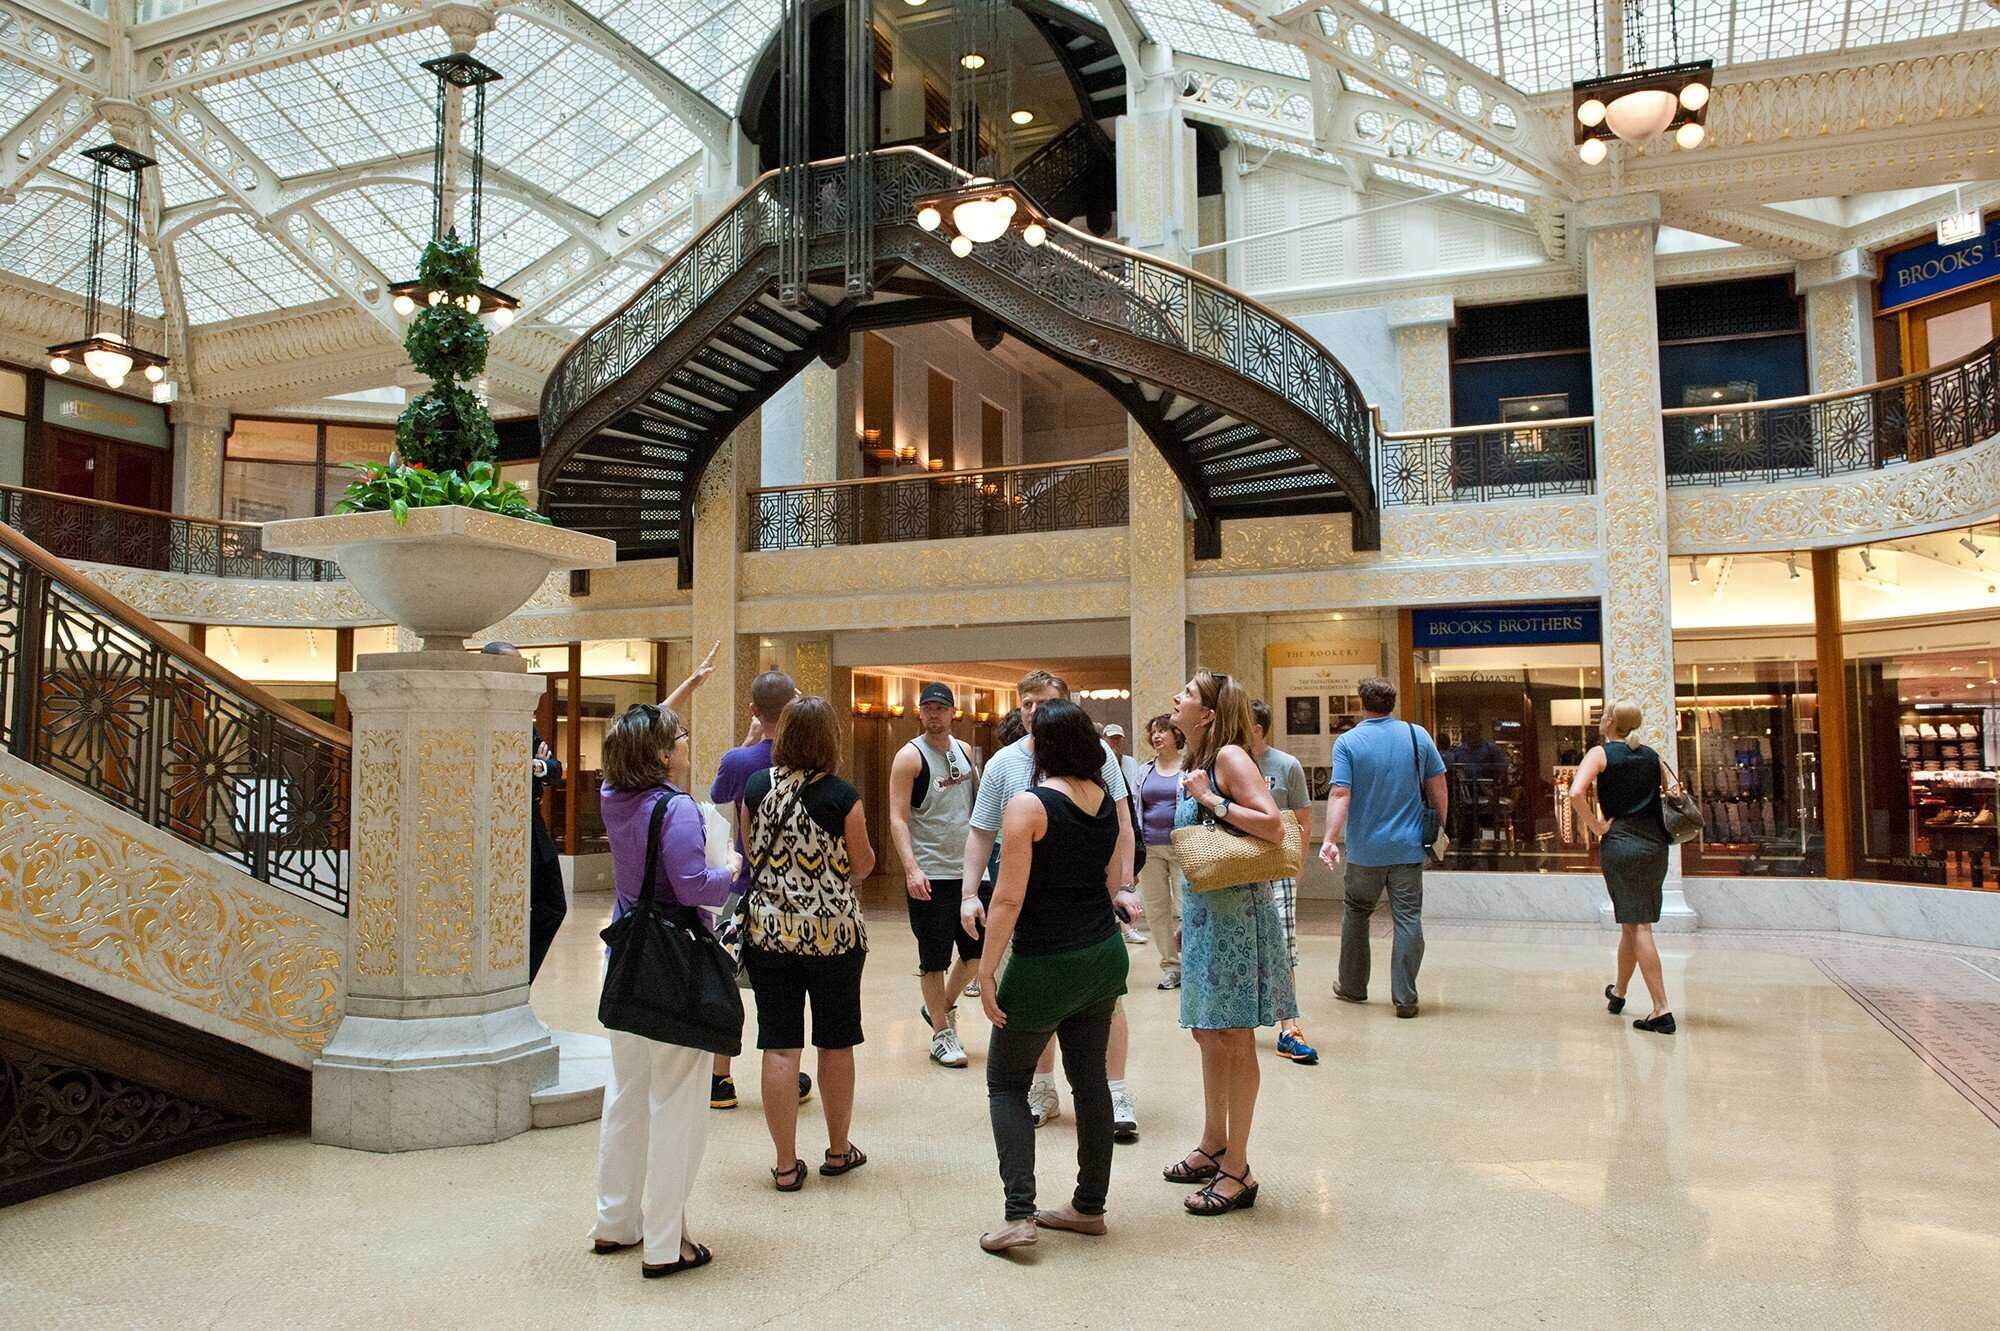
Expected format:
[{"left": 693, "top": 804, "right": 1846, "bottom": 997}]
[{"left": 312, "top": 651, "right": 557, "bottom": 1152}]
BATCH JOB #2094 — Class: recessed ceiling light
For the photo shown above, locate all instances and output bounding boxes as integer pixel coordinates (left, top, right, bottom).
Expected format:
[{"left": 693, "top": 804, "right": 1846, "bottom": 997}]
[{"left": 1010, "top": 108, "right": 1034, "bottom": 125}]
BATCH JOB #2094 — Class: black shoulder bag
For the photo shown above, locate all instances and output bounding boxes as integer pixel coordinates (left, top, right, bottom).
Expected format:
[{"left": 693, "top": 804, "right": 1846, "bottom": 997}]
[
  {"left": 1125, "top": 760, "right": 1148, "bottom": 876},
  {"left": 598, "top": 791, "right": 744, "bottom": 1056},
  {"left": 1410, "top": 723, "right": 1443, "bottom": 859}
]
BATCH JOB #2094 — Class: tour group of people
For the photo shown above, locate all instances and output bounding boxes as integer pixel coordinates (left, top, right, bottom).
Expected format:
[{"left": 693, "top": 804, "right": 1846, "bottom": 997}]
[{"left": 563, "top": 652, "right": 1680, "bottom": 1276}]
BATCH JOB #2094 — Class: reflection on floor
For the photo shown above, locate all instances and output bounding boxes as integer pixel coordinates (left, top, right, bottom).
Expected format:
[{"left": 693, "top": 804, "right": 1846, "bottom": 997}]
[{"left": 4, "top": 893, "right": 1998, "bottom": 1330}]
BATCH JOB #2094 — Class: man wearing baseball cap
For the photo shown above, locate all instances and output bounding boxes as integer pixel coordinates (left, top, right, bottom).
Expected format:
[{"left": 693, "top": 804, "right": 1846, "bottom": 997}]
[{"left": 888, "top": 682, "right": 984, "bottom": 1068}]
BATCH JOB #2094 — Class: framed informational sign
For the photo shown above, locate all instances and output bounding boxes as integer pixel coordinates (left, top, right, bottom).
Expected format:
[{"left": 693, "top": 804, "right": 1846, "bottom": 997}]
[{"left": 1266, "top": 640, "right": 1380, "bottom": 793}]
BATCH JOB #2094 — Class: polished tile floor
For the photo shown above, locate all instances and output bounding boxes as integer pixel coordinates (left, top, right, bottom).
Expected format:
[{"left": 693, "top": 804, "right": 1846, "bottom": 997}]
[{"left": 5, "top": 895, "right": 1999, "bottom": 1330}]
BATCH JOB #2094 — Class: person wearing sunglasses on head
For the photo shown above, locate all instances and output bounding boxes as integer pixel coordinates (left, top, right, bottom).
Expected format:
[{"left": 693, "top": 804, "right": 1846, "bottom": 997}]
[{"left": 889, "top": 683, "right": 984, "bottom": 1069}]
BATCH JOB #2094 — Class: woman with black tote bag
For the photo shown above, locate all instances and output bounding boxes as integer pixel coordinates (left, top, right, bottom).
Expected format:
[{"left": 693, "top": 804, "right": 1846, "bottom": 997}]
[{"left": 591, "top": 703, "right": 741, "bottom": 1278}]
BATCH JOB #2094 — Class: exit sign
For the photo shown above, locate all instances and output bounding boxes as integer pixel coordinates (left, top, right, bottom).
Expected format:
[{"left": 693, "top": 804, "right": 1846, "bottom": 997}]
[{"left": 1937, "top": 209, "right": 1982, "bottom": 245}]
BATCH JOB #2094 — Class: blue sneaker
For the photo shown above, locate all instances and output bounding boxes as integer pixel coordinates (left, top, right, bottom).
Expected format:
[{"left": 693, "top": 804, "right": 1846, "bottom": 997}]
[{"left": 1276, "top": 1029, "right": 1319, "bottom": 1065}]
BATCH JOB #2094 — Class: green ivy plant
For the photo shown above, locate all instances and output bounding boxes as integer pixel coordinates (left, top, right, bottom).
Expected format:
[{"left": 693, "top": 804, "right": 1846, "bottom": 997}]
[
  {"left": 335, "top": 459, "right": 546, "bottom": 525},
  {"left": 336, "top": 231, "right": 526, "bottom": 522}
]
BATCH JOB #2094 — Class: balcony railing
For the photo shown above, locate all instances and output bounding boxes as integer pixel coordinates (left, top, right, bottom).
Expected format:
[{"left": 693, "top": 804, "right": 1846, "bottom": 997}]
[
  {"left": 749, "top": 458, "right": 1129, "bottom": 551},
  {"left": 0, "top": 523, "right": 350, "bottom": 913},
  {"left": 1664, "top": 335, "right": 2000, "bottom": 487},
  {"left": 1373, "top": 415, "right": 1597, "bottom": 506},
  {"left": 0, "top": 485, "right": 342, "bottom": 582}
]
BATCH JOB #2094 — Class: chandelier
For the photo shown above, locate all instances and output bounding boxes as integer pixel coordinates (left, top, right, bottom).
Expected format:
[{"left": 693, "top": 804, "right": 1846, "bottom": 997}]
[
  {"left": 916, "top": 180, "right": 1047, "bottom": 256},
  {"left": 389, "top": 54, "right": 518, "bottom": 329},
  {"left": 1571, "top": 1, "right": 1711, "bottom": 165},
  {"left": 911, "top": 0, "right": 1047, "bottom": 255},
  {"left": 47, "top": 145, "right": 169, "bottom": 395}
]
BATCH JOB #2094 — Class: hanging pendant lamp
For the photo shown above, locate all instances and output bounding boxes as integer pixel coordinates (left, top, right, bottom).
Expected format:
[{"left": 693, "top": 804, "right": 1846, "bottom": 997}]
[
  {"left": 47, "top": 145, "right": 169, "bottom": 394},
  {"left": 388, "top": 54, "right": 519, "bottom": 330}
]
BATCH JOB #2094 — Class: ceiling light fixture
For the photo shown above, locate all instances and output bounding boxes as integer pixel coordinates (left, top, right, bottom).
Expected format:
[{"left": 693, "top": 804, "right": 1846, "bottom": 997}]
[
  {"left": 47, "top": 145, "right": 169, "bottom": 393},
  {"left": 960, "top": 51, "right": 986, "bottom": 70},
  {"left": 1688, "top": 557, "right": 1701, "bottom": 583},
  {"left": 388, "top": 55, "right": 519, "bottom": 333},
  {"left": 1570, "top": 2, "right": 1711, "bottom": 165},
  {"left": 1010, "top": 108, "right": 1034, "bottom": 126}
]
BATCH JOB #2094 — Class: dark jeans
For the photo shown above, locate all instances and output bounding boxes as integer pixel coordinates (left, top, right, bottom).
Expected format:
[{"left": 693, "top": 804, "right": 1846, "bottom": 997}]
[
  {"left": 986, "top": 996, "right": 1117, "bottom": 1221},
  {"left": 1338, "top": 862, "right": 1425, "bottom": 1007},
  {"left": 527, "top": 822, "right": 567, "bottom": 983}
]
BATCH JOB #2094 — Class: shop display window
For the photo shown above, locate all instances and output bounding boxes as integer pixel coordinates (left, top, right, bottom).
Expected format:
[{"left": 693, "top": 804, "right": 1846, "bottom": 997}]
[{"left": 1673, "top": 649, "right": 1822, "bottom": 876}]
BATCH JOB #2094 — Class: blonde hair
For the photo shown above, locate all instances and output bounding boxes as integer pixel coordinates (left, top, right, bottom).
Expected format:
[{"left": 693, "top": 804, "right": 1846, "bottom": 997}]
[
  {"left": 1186, "top": 669, "right": 1254, "bottom": 772},
  {"left": 1604, "top": 700, "right": 1643, "bottom": 740}
]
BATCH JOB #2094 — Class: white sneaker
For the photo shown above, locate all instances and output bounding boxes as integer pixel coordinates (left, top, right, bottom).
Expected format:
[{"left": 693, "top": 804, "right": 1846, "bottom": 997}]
[
  {"left": 1122, "top": 924, "right": 1147, "bottom": 944},
  {"left": 1110, "top": 1087, "right": 1138, "bottom": 1143},
  {"left": 1030, "top": 1082, "right": 1061, "bottom": 1128},
  {"left": 930, "top": 1027, "right": 969, "bottom": 1068}
]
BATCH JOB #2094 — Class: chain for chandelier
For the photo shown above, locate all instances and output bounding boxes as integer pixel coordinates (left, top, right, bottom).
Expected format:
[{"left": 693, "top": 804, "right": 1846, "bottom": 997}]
[
  {"left": 843, "top": 0, "right": 876, "bottom": 299},
  {"left": 426, "top": 55, "right": 496, "bottom": 247}
]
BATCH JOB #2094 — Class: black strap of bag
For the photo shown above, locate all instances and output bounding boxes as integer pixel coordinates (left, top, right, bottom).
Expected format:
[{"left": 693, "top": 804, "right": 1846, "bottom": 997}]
[{"left": 1410, "top": 723, "right": 1443, "bottom": 854}]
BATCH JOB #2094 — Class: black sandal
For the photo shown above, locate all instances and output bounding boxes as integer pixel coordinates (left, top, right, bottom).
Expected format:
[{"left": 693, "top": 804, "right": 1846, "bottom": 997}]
[
  {"left": 771, "top": 1161, "right": 807, "bottom": 1192},
  {"left": 820, "top": 1144, "right": 868, "bottom": 1176},
  {"left": 1163, "top": 1147, "right": 1221, "bottom": 1184},
  {"left": 1185, "top": 1168, "right": 1259, "bottom": 1217},
  {"left": 642, "top": 1242, "right": 712, "bottom": 1278},
  {"left": 1604, "top": 984, "right": 1626, "bottom": 1015}
]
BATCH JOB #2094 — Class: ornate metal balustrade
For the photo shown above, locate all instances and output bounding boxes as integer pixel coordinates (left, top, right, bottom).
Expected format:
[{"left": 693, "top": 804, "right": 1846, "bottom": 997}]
[
  {"left": 1373, "top": 417, "right": 1596, "bottom": 506},
  {"left": 1664, "top": 336, "right": 1999, "bottom": 487},
  {"left": 1012, "top": 120, "right": 1114, "bottom": 234},
  {"left": 0, "top": 525, "right": 349, "bottom": 913},
  {"left": 749, "top": 458, "right": 1129, "bottom": 551},
  {"left": 0, "top": 485, "right": 343, "bottom": 582}
]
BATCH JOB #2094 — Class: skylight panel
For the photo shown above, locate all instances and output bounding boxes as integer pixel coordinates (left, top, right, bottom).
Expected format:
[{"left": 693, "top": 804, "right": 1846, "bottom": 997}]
[
  {"left": 456, "top": 194, "right": 575, "bottom": 285},
  {"left": 152, "top": 137, "right": 223, "bottom": 209},
  {"left": 313, "top": 184, "right": 434, "bottom": 278},
  {"left": 1731, "top": 0, "right": 1845, "bottom": 62},
  {"left": 646, "top": 1, "right": 786, "bottom": 109},
  {"left": 0, "top": 189, "right": 168, "bottom": 317},
  {"left": 0, "top": 62, "right": 55, "bottom": 136},
  {"left": 1130, "top": 0, "right": 1310, "bottom": 76},
  {"left": 173, "top": 213, "right": 335, "bottom": 324},
  {"left": 201, "top": 28, "right": 446, "bottom": 178},
  {"left": 1492, "top": 0, "right": 1600, "bottom": 93},
  {"left": 542, "top": 263, "right": 650, "bottom": 332}
]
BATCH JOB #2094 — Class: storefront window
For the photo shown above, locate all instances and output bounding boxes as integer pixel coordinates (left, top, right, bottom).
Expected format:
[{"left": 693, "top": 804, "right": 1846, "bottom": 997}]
[
  {"left": 1841, "top": 520, "right": 1999, "bottom": 889},
  {"left": 1412, "top": 602, "right": 1604, "bottom": 873},
  {"left": 224, "top": 418, "right": 395, "bottom": 521}
]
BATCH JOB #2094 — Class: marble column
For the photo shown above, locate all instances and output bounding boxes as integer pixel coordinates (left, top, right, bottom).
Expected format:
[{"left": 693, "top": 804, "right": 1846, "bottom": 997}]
[
  {"left": 1797, "top": 249, "right": 1880, "bottom": 394},
  {"left": 798, "top": 362, "right": 840, "bottom": 485},
  {"left": 691, "top": 418, "right": 759, "bottom": 790},
  {"left": 171, "top": 400, "right": 229, "bottom": 519},
  {"left": 313, "top": 651, "right": 556, "bottom": 1150},
  {"left": 1577, "top": 194, "right": 1694, "bottom": 930},
  {"left": 1387, "top": 297, "right": 1455, "bottom": 431}
]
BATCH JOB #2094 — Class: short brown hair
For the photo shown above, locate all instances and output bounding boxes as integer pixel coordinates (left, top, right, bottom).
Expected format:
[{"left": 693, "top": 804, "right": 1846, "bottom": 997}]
[
  {"left": 1249, "top": 698, "right": 1273, "bottom": 732},
  {"left": 602, "top": 703, "right": 686, "bottom": 792},
  {"left": 752, "top": 670, "right": 798, "bottom": 723},
  {"left": 1358, "top": 677, "right": 1397, "bottom": 715},
  {"left": 1145, "top": 712, "right": 1184, "bottom": 750},
  {"left": 1018, "top": 669, "right": 1069, "bottom": 700},
  {"left": 772, "top": 695, "right": 840, "bottom": 774}
]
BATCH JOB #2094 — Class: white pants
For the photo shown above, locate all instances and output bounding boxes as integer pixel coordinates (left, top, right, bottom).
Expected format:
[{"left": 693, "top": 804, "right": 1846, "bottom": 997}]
[{"left": 593, "top": 1033, "right": 711, "bottom": 1264}]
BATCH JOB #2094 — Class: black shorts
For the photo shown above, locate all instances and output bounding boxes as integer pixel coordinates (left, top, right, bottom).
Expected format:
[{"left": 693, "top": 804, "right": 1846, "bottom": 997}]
[
  {"left": 743, "top": 945, "right": 867, "bottom": 1050},
  {"left": 906, "top": 878, "right": 991, "bottom": 972}
]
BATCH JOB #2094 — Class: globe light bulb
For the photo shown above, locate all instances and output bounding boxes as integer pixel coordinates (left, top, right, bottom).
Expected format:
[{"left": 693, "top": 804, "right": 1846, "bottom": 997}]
[
  {"left": 492, "top": 305, "right": 515, "bottom": 329},
  {"left": 463, "top": 293, "right": 481, "bottom": 314},
  {"left": 144, "top": 363, "right": 164, "bottom": 382},
  {"left": 960, "top": 52, "right": 986, "bottom": 70},
  {"left": 1023, "top": 222, "right": 1046, "bottom": 247},
  {"left": 1576, "top": 98, "right": 1606, "bottom": 128},
  {"left": 950, "top": 234, "right": 974, "bottom": 258},
  {"left": 952, "top": 193, "right": 1016, "bottom": 244},
  {"left": 83, "top": 341, "right": 134, "bottom": 382},
  {"left": 427, "top": 289, "right": 443, "bottom": 307},
  {"left": 1604, "top": 88, "right": 1678, "bottom": 141},
  {"left": 48, "top": 356, "right": 69, "bottom": 375},
  {"left": 1010, "top": 109, "right": 1034, "bottom": 126},
  {"left": 393, "top": 293, "right": 417, "bottom": 317},
  {"left": 1578, "top": 137, "right": 1608, "bottom": 166},
  {"left": 1675, "top": 121, "right": 1706, "bottom": 150},
  {"left": 917, "top": 205, "right": 942, "bottom": 231},
  {"left": 1679, "top": 81, "right": 1709, "bottom": 111},
  {"left": 103, "top": 373, "right": 126, "bottom": 390}
]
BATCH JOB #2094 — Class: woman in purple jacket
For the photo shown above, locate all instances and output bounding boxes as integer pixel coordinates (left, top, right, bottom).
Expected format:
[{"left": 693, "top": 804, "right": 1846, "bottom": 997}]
[{"left": 591, "top": 703, "right": 738, "bottom": 1279}]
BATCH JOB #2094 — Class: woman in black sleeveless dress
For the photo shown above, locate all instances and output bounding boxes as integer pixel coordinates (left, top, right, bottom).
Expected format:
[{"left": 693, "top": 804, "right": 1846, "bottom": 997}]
[{"left": 1568, "top": 702, "right": 1676, "bottom": 1034}]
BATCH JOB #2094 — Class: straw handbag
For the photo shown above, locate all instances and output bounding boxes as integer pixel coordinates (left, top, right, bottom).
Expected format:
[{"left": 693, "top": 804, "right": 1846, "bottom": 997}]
[{"left": 1171, "top": 767, "right": 1305, "bottom": 892}]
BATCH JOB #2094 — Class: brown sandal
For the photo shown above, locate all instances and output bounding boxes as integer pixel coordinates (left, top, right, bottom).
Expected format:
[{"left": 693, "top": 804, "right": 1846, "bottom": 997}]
[
  {"left": 820, "top": 1144, "right": 868, "bottom": 1176},
  {"left": 771, "top": 1160, "right": 807, "bottom": 1192}
]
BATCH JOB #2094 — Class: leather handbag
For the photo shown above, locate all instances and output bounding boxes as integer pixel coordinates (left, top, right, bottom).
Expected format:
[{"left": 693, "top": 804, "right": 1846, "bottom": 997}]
[
  {"left": 1656, "top": 761, "right": 1705, "bottom": 845},
  {"left": 1171, "top": 765, "right": 1305, "bottom": 892},
  {"left": 598, "top": 791, "right": 744, "bottom": 1056}
]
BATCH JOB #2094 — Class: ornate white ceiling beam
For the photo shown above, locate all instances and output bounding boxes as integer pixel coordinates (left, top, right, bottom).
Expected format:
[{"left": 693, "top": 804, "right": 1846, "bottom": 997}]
[
  {"left": 1225, "top": 0, "right": 1567, "bottom": 190},
  {"left": 492, "top": 0, "right": 733, "bottom": 158},
  {"left": 133, "top": 0, "right": 449, "bottom": 98},
  {"left": 1661, "top": 202, "right": 1848, "bottom": 259},
  {"left": 0, "top": 0, "right": 109, "bottom": 92},
  {"left": 0, "top": 84, "right": 92, "bottom": 196}
]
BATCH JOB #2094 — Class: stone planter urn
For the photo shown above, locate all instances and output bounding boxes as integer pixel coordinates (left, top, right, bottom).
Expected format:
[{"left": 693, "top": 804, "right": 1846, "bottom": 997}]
[
  {"left": 262, "top": 506, "right": 615, "bottom": 1152},
  {"left": 263, "top": 505, "right": 615, "bottom": 650}
]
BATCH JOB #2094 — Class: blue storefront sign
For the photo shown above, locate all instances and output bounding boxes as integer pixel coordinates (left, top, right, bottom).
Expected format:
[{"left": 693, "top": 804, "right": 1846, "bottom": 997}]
[
  {"left": 1411, "top": 602, "right": 1600, "bottom": 649},
  {"left": 1879, "top": 214, "right": 2000, "bottom": 313}
]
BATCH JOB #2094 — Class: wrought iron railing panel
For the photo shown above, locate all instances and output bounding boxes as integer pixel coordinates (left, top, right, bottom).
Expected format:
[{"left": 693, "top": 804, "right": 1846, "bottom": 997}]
[
  {"left": 0, "top": 485, "right": 342, "bottom": 582},
  {"left": 541, "top": 147, "right": 1374, "bottom": 490},
  {"left": 750, "top": 460, "right": 1130, "bottom": 551},
  {"left": 0, "top": 536, "right": 349, "bottom": 913},
  {"left": 1665, "top": 338, "right": 1999, "bottom": 487},
  {"left": 1013, "top": 120, "right": 1110, "bottom": 228},
  {"left": 1376, "top": 423, "right": 1596, "bottom": 506}
]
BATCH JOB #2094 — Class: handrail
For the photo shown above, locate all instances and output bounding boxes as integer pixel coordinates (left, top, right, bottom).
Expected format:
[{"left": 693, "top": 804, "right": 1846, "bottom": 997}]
[
  {"left": 0, "top": 484, "right": 343, "bottom": 582},
  {"left": 749, "top": 457, "right": 1128, "bottom": 551},
  {"left": 1372, "top": 417, "right": 1596, "bottom": 507},
  {"left": 1661, "top": 333, "right": 2000, "bottom": 416},
  {"left": 1370, "top": 406, "right": 1596, "bottom": 439},
  {"left": 0, "top": 521, "right": 350, "bottom": 912},
  {"left": 747, "top": 453, "right": 1126, "bottom": 495}
]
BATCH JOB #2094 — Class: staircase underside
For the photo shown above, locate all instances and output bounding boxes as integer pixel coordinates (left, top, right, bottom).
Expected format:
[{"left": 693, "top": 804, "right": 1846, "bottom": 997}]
[{"left": 541, "top": 227, "right": 1379, "bottom": 579}]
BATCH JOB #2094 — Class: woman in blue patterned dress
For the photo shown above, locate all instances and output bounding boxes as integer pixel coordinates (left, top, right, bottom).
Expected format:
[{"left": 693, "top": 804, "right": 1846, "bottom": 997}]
[{"left": 1160, "top": 669, "right": 1298, "bottom": 1217}]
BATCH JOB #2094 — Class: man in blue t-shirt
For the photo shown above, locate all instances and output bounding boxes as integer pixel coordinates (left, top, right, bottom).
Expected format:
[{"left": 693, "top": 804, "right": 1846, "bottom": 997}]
[{"left": 1320, "top": 677, "right": 1448, "bottom": 1018}]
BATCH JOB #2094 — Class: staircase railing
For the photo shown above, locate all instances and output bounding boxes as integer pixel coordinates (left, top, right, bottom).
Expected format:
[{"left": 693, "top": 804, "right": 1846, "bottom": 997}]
[
  {"left": 0, "top": 484, "right": 343, "bottom": 583},
  {"left": 0, "top": 524, "right": 349, "bottom": 913},
  {"left": 1663, "top": 334, "right": 2000, "bottom": 486},
  {"left": 1013, "top": 120, "right": 1113, "bottom": 231},
  {"left": 749, "top": 457, "right": 1129, "bottom": 551},
  {"left": 1372, "top": 413, "right": 1597, "bottom": 506},
  {"left": 541, "top": 145, "right": 1372, "bottom": 496}
]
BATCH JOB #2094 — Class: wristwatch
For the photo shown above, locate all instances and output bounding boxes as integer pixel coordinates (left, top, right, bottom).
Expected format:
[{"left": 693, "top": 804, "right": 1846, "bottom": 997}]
[{"left": 1211, "top": 796, "right": 1232, "bottom": 820}]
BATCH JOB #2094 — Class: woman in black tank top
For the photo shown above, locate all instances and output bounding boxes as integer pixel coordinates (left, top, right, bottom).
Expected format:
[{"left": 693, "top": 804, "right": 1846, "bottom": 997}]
[{"left": 1568, "top": 702, "right": 1677, "bottom": 1034}]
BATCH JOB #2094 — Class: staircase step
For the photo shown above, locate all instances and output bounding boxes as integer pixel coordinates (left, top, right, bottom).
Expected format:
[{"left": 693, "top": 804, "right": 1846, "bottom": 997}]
[{"left": 531, "top": 1030, "right": 610, "bottom": 1129}]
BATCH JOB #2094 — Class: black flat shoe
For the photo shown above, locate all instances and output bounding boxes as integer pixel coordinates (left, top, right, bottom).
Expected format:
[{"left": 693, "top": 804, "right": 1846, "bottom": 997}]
[
  {"left": 1604, "top": 984, "right": 1626, "bottom": 1015},
  {"left": 1633, "top": 1012, "right": 1677, "bottom": 1034},
  {"left": 642, "top": 1243, "right": 712, "bottom": 1278}
]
